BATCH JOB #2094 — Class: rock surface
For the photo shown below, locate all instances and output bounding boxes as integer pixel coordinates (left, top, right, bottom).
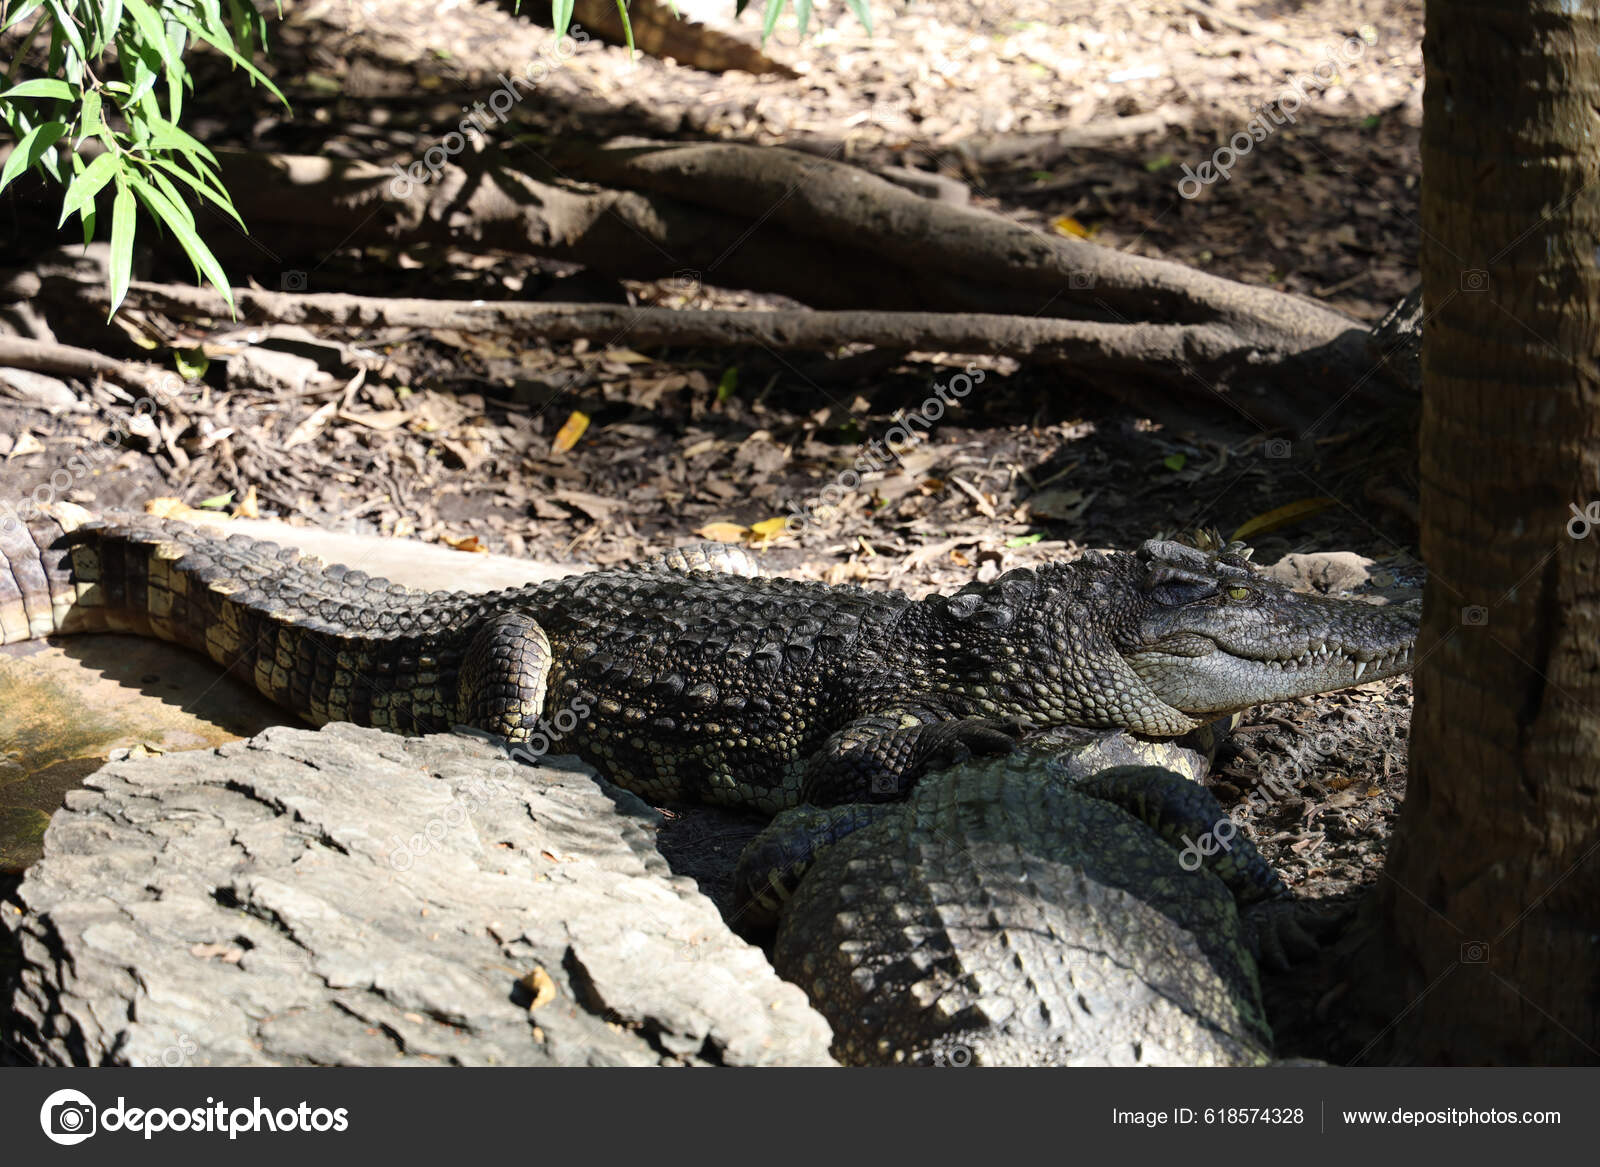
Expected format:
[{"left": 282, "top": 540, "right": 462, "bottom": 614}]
[{"left": 2, "top": 723, "right": 833, "bottom": 1066}]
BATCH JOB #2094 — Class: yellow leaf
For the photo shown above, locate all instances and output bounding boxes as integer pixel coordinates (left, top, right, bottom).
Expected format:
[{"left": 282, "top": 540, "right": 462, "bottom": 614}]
[
  {"left": 552, "top": 410, "right": 590, "bottom": 454},
  {"left": 695, "top": 521, "right": 750, "bottom": 543},
  {"left": 233, "top": 484, "right": 260, "bottom": 519},
  {"left": 519, "top": 966, "right": 558, "bottom": 1011},
  {"left": 1051, "top": 215, "right": 1095, "bottom": 238},
  {"left": 749, "top": 517, "right": 789, "bottom": 543},
  {"left": 1230, "top": 498, "right": 1336, "bottom": 543},
  {"left": 443, "top": 534, "right": 488, "bottom": 553}
]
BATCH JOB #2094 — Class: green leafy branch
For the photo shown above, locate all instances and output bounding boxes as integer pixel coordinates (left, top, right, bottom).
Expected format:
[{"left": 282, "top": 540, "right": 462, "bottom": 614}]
[{"left": 0, "top": 0, "right": 287, "bottom": 317}]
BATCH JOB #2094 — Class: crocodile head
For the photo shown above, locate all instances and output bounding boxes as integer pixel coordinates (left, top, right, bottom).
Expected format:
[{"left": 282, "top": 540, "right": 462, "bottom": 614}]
[{"left": 1106, "top": 539, "right": 1417, "bottom": 720}]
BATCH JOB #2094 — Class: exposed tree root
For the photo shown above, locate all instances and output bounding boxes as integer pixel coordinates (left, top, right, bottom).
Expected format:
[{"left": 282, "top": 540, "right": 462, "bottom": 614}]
[
  {"left": 69, "top": 143, "right": 1412, "bottom": 430},
  {"left": 118, "top": 282, "right": 1354, "bottom": 431}
]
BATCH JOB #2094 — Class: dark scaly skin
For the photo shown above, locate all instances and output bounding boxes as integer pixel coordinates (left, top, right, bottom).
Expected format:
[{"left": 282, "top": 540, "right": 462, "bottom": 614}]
[
  {"left": 1, "top": 507, "right": 1417, "bottom": 815},
  {"left": 760, "top": 758, "right": 1290, "bottom": 1067}
]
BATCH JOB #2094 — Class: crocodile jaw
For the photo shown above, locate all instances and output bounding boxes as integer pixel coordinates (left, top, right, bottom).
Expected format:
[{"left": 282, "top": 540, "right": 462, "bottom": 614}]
[{"left": 1124, "top": 635, "right": 1416, "bottom": 715}]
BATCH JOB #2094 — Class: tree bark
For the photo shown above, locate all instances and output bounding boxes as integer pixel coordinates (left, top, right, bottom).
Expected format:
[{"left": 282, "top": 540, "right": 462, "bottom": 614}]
[{"left": 1370, "top": 0, "right": 1600, "bottom": 1063}]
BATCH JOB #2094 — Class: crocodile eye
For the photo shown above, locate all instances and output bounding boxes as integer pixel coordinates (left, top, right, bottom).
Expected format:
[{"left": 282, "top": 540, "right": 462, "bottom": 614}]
[{"left": 1226, "top": 586, "right": 1251, "bottom": 601}]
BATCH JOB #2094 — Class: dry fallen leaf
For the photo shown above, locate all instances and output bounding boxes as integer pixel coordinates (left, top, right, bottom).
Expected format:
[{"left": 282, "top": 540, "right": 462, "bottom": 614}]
[
  {"left": 7, "top": 432, "right": 44, "bottom": 458},
  {"left": 338, "top": 409, "right": 413, "bottom": 431},
  {"left": 520, "top": 966, "right": 558, "bottom": 1011},
  {"left": 1027, "top": 487, "right": 1095, "bottom": 521},
  {"left": 1231, "top": 498, "right": 1337, "bottom": 542},
  {"left": 443, "top": 534, "right": 488, "bottom": 554},
  {"left": 145, "top": 497, "right": 228, "bottom": 524},
  {"left": 1051, "top": 215, "right": 1096, "bottom": 238},
  {"left": 551, "top": 409, "right": 590, "bottom": 454},
  {"left": 696, "top": 521, "right": 750, "bottom": 543},
  {"left": 749, "top": 517, "right": 789, "bottom": 543},
  {"left": 233, "top": 484, "right": 260, "bottom": 519},
  {"left": 284, "top": 399, "right": 338, "bottom": 450}
]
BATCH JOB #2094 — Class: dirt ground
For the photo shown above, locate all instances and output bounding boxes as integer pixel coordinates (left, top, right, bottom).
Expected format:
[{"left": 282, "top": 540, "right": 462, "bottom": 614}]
[{"left": 0, "top": 0, "right": 1424, "bottom": 1059}]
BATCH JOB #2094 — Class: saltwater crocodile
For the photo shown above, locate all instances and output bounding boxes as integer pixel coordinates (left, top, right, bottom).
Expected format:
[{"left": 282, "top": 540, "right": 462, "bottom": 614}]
[
  {"left": 1, "top": 507, "right": 1416, "bottom": 814},
  {"left": 751, "top": 752, "right": 1297, "bottom": 1066}
]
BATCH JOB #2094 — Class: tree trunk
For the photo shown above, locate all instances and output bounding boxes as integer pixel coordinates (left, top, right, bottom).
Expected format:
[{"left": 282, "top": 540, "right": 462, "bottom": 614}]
[{"left": 1373, "top": 0, "right": 1600, "bottom": 1063}]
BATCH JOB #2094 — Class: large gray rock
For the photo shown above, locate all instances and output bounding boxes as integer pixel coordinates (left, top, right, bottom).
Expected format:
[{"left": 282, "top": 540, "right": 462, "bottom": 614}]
[{"left": 3, "top": 724, "right": 833, "bottom": 1066}]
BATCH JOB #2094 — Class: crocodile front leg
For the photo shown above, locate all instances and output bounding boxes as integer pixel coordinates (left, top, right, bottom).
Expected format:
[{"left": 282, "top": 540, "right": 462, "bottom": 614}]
[
  {"left": 800, "top": 710, "right": 1020, "bottom": 805},
  {"left": 733, "top": 801, "right": 896, "bottom": 929},
  {"left": 454, "top": 610, "right": 553, "bottom": 742}
]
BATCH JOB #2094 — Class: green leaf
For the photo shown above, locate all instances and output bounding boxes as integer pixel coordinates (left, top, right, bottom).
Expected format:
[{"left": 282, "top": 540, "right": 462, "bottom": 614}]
[
  {"left": 108, "top": 177, "right": 137, "bottom": 317},
  {"left": 57, "top": 149, "right": 119, "bottom": 225},
  {"left": 761, "top": 0, "right": 785, "bottom": 43},
  {"left": 174, "top": 347, "right": 209, "bottom": 379},
  {"left": 166, "top": 9, "right": 287, "bottom": 107},
  {"left": 0, "top": 77, "right": 74, "bottom": 100},
  {"left": 5, "top": 6, "right": 51, "bottom": 85},
  {"left": 551, "top": 0, "right": 573, "bottom": 39},
  {"left": 844, "top": 0, "right": 872, "bottom": 33},
  {"left": 126, "top": 172, "right": 235, "bottom": 314},
  {"left": 0, "top": 120, "right": 67, "bottom": 196},
  {"left": 615, "top": 0, "right": 635, "bottom": 58},
  {"left": 148, "top": 157, "right": 245, "bottom": 228},
  {"left": 43, "top": 0, "right": 87, "bottom": 62},
  {"left": 141, "top": 115, "right": 220, "bottom": 166},
  {"left": 79, "top": 86, "right": 102, "bottom": 136},
  {"left": 121, "top": 0, "right": 178, "bottom": 75},
  {"left": 197, "top": 491, "right": 234, "bottom": 509},
  {"left": 96, "top": 1, "right": 126, "bottom": 54},
  {"left": 1162, "top": 453, "right": 1186, "bottom": 472},
  {"left": 795, "top": 0, "right": 812, "bottom": 34},
  {"left": 145, "top": 166, "right": 195, "bottom": 228},
  {"left": 2, "top": 0, "right": 47, "bottom": 35},
  {"left": 1006, "top": 533, "right": 1044, "bottom": 548},
  {"left": 716, "top": 366, "right": 739, "bottom": 402}
]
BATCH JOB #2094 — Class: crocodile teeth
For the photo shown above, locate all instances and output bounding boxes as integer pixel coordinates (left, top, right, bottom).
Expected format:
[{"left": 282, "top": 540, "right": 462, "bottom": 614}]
[{"left": 1354, "top": 659, "right": 1368, "bottom": 681}]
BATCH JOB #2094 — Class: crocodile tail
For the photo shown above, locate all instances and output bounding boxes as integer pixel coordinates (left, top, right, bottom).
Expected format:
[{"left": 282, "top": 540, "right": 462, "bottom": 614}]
[
  {"left": 1, "top": 504, "right": 268, "bottom": 655},
  {"left": 0, "top": 506, "right": 484, "bottom": 734},
  {"left": 0, "top": 502, "right": 102, "bottom": 644}
]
